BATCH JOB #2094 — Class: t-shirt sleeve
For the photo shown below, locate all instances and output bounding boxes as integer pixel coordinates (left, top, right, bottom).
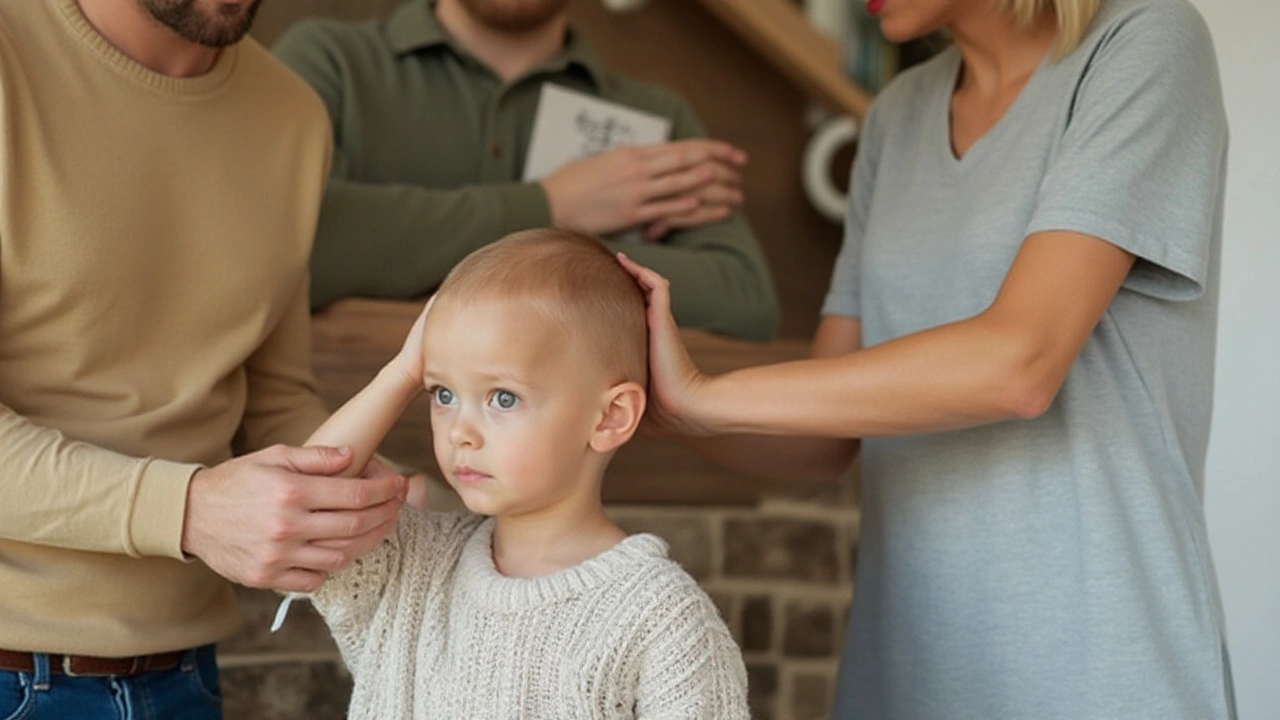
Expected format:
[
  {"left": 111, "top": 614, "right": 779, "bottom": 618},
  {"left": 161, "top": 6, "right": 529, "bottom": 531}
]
[
  {"left": 1026, "top": 1, "right": 1228, "bottom": 302},
  {"left": 822, "top": 101, "right": 883, "bottom": 319}
]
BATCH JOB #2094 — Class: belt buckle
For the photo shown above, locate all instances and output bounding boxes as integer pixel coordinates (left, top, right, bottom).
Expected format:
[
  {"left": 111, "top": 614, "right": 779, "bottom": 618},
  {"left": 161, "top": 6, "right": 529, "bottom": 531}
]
[
  {"left": 61, "top": 655, "right": 142, "bottom": 676},
  {"left": 61, "top": 655, "right": 81, "bottom": 677}
]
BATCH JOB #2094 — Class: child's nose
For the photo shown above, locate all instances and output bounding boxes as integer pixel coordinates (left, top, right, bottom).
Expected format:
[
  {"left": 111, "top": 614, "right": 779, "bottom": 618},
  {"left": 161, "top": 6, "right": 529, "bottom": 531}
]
[{"left": 448, "top": 416, "right": 483, "bottom": 449}]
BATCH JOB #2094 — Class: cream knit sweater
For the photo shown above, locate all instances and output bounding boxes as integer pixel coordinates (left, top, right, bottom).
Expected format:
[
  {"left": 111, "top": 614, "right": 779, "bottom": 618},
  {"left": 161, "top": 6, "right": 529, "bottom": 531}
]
[{"left": 310, "top": 511, "right": 750, "bottom": 719}]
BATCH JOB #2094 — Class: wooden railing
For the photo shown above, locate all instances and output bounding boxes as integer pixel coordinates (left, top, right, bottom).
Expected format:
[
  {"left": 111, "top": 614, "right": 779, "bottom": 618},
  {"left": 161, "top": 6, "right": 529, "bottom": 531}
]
[
  {"left": 694, "top": 0, "right": 872, "bottom": 120},
  {"left": 311, "top": 299, "right": 811, "bottom": 505}
]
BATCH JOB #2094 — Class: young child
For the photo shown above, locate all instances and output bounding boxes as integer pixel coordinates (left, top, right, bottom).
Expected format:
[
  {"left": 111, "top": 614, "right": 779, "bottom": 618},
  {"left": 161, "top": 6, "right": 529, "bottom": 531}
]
[{"left": 291, "top": 229, "right": 749, "bottom": 718}]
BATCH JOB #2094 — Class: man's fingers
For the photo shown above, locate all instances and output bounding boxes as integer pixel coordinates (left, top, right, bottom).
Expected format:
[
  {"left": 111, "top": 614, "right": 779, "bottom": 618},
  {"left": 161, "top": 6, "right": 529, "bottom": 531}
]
[
  {"left": 271, "top": 569, "right": 329, "bottom": 594},
  {"left": 318, "top": 517, "right": 397, "bottom": 557},
  {"left": 637, "top": 141, "right": 741, "bottom": 180},
  {"left": 288, "top": 544, "right": 351, "bottom": 574},
  {"left": 643, "top": 221, "right": 671, "bottom": 242},
  {"left": 638, "top": 139, "right": 746, "bottom": 168},
  {"left": 691, "top": 181, "right": 743, "bottom": 206},
  {"left": 280, "top": 444, "right": 355, "bottom": 476},
  {"left": 296, "top": 499, "right": 402, "bottom": 541},
  {"left": 643, "top": 204, "right": 733, "bottom": 241},
  {"left": 660, "top": 158, "right": 742, "bottom": 188},
  {"left": 645, "top": 165, "right": 718, "bottom": 202},
  {"left": 292, "top": 474, "right": 406, "bottom": 511},
  {"left": 631, "top": 196, "right": 699, "bottom": 226}
]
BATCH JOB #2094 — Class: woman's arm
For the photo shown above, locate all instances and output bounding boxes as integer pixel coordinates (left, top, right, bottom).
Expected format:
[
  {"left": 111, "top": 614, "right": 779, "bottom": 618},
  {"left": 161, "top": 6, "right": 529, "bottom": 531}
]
[
  {"left": 681, "top": 316, "right": 863, "bottom": 485},
  {"left": 306, "top": 301, "right": 431, "bottom": 478},
  {"left": 623, "top": 228, "right": 1135, "bottom": 439}
]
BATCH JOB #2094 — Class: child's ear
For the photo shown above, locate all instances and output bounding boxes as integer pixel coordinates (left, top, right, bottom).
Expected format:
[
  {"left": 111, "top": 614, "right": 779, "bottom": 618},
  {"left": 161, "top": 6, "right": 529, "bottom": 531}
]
[{"left": 589, "top": 381, "right": 646, "bottom": 453}]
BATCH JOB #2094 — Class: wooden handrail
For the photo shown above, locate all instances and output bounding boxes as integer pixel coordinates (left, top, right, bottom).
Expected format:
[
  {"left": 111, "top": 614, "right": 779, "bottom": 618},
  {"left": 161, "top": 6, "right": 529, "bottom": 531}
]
[
  {"left": 311, "top": 299, "right": 812, "bottom": 505},
  {"left": 695, "top": 0, "right": 872, "bottom": 119}
]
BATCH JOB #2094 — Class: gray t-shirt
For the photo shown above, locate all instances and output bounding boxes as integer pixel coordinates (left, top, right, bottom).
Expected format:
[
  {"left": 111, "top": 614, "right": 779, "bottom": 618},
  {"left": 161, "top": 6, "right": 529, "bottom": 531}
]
[{"left": 821, "top": 0, "right": 1233, "bottom": 717}]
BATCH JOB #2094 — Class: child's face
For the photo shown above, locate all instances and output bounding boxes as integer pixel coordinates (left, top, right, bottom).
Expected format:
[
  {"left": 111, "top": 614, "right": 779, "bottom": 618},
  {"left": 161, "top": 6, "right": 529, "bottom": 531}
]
[{"left": 422, "top": 297, "right": 612, "bottom": 518}]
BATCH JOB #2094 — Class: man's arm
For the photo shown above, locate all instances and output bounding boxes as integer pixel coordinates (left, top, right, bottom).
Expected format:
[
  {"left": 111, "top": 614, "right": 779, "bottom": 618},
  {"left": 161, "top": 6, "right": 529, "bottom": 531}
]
[
  {"left": 0, "top": 399, "right": 404, "bottom": 595},
  {"left": 0, "top": 403, "right": 202, "bottom": 559},
  {"left": 603, "top": 99, "right": 778, "bottom": 341},
  {"left": 308, "top": 160, "right": 553, "bottom": 308},
  {"left": 275, "top": 22, "right": 772, "bottom": 332},
  {"left": 234, "top": 276, "right": 340, "bottom": 452},
  {"left": 183, "top": 274, "right": 411, "bottom": 594},
  {"left": 274, "top": 22, "right": 555, "bottom": 308}
]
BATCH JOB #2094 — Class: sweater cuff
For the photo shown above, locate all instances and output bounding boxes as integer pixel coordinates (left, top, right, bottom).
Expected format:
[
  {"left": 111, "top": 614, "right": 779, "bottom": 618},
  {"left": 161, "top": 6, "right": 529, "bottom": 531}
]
[
  {"left": 507, "top": 182, "right": 553, "bottom": 230},
  {"left": 128, "top": 459, "right": 202, "bottom": 560}
]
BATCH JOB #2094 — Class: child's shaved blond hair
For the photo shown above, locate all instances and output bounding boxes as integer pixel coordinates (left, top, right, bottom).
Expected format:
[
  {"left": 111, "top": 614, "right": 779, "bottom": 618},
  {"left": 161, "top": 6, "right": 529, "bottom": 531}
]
[{"left": 434, "top": 228, "right": 648, "bottom": 386}]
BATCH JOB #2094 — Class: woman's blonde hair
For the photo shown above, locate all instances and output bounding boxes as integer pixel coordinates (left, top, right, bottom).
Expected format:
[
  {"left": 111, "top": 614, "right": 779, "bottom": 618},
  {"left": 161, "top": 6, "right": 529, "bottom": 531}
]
[{"left": 998, "top": 0, "right": 1101, "bottom": 58}]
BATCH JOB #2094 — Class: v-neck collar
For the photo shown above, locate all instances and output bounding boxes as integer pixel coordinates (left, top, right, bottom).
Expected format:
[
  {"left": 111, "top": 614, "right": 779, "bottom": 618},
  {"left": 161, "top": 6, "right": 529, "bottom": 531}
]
[{"left": 938, "top": 47, "right": 1051, "bottom": 171}]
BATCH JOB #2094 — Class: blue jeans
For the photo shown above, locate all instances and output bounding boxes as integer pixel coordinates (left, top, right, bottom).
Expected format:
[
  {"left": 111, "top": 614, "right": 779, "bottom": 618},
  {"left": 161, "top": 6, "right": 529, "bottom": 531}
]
[{"left": 0, "top": 645, "right": 221, "bottom": 720}]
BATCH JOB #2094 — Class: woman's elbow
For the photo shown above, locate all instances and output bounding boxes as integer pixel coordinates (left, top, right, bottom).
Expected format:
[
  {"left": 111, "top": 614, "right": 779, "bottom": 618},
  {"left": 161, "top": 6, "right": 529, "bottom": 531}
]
[{"left": 996, "top": 366, "right": 1063, "bottom": 420}]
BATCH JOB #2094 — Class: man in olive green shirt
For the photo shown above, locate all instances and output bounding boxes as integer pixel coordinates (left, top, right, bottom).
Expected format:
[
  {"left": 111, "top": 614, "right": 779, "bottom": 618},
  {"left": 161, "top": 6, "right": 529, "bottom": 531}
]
[{"left": 274, "top": 0, "right": 778, "bottom": 341}]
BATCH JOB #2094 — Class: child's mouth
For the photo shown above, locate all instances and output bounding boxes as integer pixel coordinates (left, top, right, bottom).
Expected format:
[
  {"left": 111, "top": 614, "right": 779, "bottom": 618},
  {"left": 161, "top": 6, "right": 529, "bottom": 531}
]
[{"left": 453, "top": 466, "right": 491, "bottom": 484}]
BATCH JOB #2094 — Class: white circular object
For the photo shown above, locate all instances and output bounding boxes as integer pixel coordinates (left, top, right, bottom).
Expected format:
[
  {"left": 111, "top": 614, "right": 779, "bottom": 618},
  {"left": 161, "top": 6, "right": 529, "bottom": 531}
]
[{"left": 802, "top": 115, "right": 859, "bottom": 223}]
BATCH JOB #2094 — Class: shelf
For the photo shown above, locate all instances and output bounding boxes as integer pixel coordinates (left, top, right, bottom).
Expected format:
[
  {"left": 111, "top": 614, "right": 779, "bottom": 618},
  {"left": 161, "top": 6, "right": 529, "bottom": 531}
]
[{"left": 694, "top": 0, "right": 872, "bottom": 119}]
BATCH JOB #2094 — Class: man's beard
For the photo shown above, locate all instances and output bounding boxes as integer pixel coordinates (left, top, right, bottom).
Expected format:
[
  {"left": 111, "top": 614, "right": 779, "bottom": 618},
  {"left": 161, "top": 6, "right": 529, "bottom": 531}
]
[
  {"left": 456, "top": 0, "right": 569, "bottom": 34},
  {"left": 139, "top": 0, "right": 262, "bottom": 48}
]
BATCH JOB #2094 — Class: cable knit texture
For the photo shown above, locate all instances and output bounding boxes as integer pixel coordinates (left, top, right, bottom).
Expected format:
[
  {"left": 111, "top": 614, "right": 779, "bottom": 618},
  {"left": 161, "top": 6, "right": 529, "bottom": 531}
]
[{"left": 310, "top": 510, "right": 750, "bottom": 719}]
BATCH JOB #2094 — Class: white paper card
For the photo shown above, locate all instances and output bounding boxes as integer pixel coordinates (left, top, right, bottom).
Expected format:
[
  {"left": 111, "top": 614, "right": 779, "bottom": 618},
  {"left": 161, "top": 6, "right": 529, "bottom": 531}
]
[{"left": 522, "top": 83, "right": 672, "bottom": 182}]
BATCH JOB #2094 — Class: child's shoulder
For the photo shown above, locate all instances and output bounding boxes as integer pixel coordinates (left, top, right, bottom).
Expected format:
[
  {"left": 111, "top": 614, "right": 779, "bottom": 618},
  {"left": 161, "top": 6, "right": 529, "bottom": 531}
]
[
  {"left": 605, "top": 533, "right": 724, "bottom": 625},
  {"left": 394, "top": 509, "right": 489, "bottom": 555}
]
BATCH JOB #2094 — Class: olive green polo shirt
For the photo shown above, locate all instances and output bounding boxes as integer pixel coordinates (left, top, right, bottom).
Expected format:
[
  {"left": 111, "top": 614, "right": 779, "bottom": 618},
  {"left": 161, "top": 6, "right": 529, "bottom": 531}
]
[{"left": 274, "top": 0, "right": 778, "bottom": 340}]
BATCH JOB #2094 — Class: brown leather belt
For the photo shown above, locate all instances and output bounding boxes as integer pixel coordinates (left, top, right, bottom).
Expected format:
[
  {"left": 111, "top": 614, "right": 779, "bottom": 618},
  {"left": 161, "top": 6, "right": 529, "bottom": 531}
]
[{"left": 0, "top": 648, "right": 184, "bottom": 677}]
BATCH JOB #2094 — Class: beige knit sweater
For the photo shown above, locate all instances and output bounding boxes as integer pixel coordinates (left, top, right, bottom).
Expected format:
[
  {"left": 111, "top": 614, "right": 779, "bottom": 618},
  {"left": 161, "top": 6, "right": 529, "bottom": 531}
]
[
  {"left": 311, "top": 511, "right": 750, "bottom": 719},
  {"left": 0, "top": 0, "right": 331, "bottom": 655}
]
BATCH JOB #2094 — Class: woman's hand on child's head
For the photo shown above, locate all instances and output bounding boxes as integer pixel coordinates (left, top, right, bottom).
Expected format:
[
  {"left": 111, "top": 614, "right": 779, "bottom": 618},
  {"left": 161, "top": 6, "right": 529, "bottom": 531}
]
[
  {"left": 616, "top": 253, "right": 715, "bottom": 437},
  {"left": 392, "top": 296, "right": 435, "bottom": 390}
]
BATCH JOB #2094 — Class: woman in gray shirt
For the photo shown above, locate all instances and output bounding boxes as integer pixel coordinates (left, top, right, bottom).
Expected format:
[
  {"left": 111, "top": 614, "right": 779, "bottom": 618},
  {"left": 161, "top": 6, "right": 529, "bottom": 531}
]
[{"left": 621, "top": 0, "right": 1234, "bottom": 717}]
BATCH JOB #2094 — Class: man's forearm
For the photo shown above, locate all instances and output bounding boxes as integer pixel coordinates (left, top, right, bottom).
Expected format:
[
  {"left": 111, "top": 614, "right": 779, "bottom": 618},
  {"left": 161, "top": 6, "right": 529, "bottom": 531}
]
[
  {"left": 310, "top": 179, "right": 552, "bottom": 308},
  {"left": 0, "top": 405, "right": 200, "bottom": 558}
]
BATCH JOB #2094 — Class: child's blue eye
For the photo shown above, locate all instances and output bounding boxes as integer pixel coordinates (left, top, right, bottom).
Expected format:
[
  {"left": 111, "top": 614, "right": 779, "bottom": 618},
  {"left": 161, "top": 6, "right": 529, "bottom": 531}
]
[
  {"left": 431, "top": 386, "right": 455, "bottom": 406},
  {"left": 489, "top": 390, "right": 519, "bottom": 410}
]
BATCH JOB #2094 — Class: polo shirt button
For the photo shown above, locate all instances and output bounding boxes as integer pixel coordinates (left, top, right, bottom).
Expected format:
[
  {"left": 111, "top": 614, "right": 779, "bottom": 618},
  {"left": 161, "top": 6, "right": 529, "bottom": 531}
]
[{"left": 490, "top": 144, "right": 502, "bottom": 159}]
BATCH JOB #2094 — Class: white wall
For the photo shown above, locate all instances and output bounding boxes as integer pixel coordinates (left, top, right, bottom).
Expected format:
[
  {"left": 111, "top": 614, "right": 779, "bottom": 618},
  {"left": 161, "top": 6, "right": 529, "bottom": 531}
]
[{"left": 1189, "top": 1, "right": 1280, "bottom": 718}]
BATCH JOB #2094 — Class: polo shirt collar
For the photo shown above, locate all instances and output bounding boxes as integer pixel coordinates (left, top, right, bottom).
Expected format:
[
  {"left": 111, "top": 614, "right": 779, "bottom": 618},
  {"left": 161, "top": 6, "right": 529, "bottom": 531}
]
[{"left": 385, "top": 0, "right": 607, "bottom": 87}]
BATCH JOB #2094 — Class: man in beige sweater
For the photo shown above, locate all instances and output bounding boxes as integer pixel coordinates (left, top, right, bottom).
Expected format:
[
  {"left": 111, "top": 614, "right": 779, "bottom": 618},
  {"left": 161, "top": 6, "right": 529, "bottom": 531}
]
[{"left": 0, "top": 0, "right": 407, "bottom": 716}]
